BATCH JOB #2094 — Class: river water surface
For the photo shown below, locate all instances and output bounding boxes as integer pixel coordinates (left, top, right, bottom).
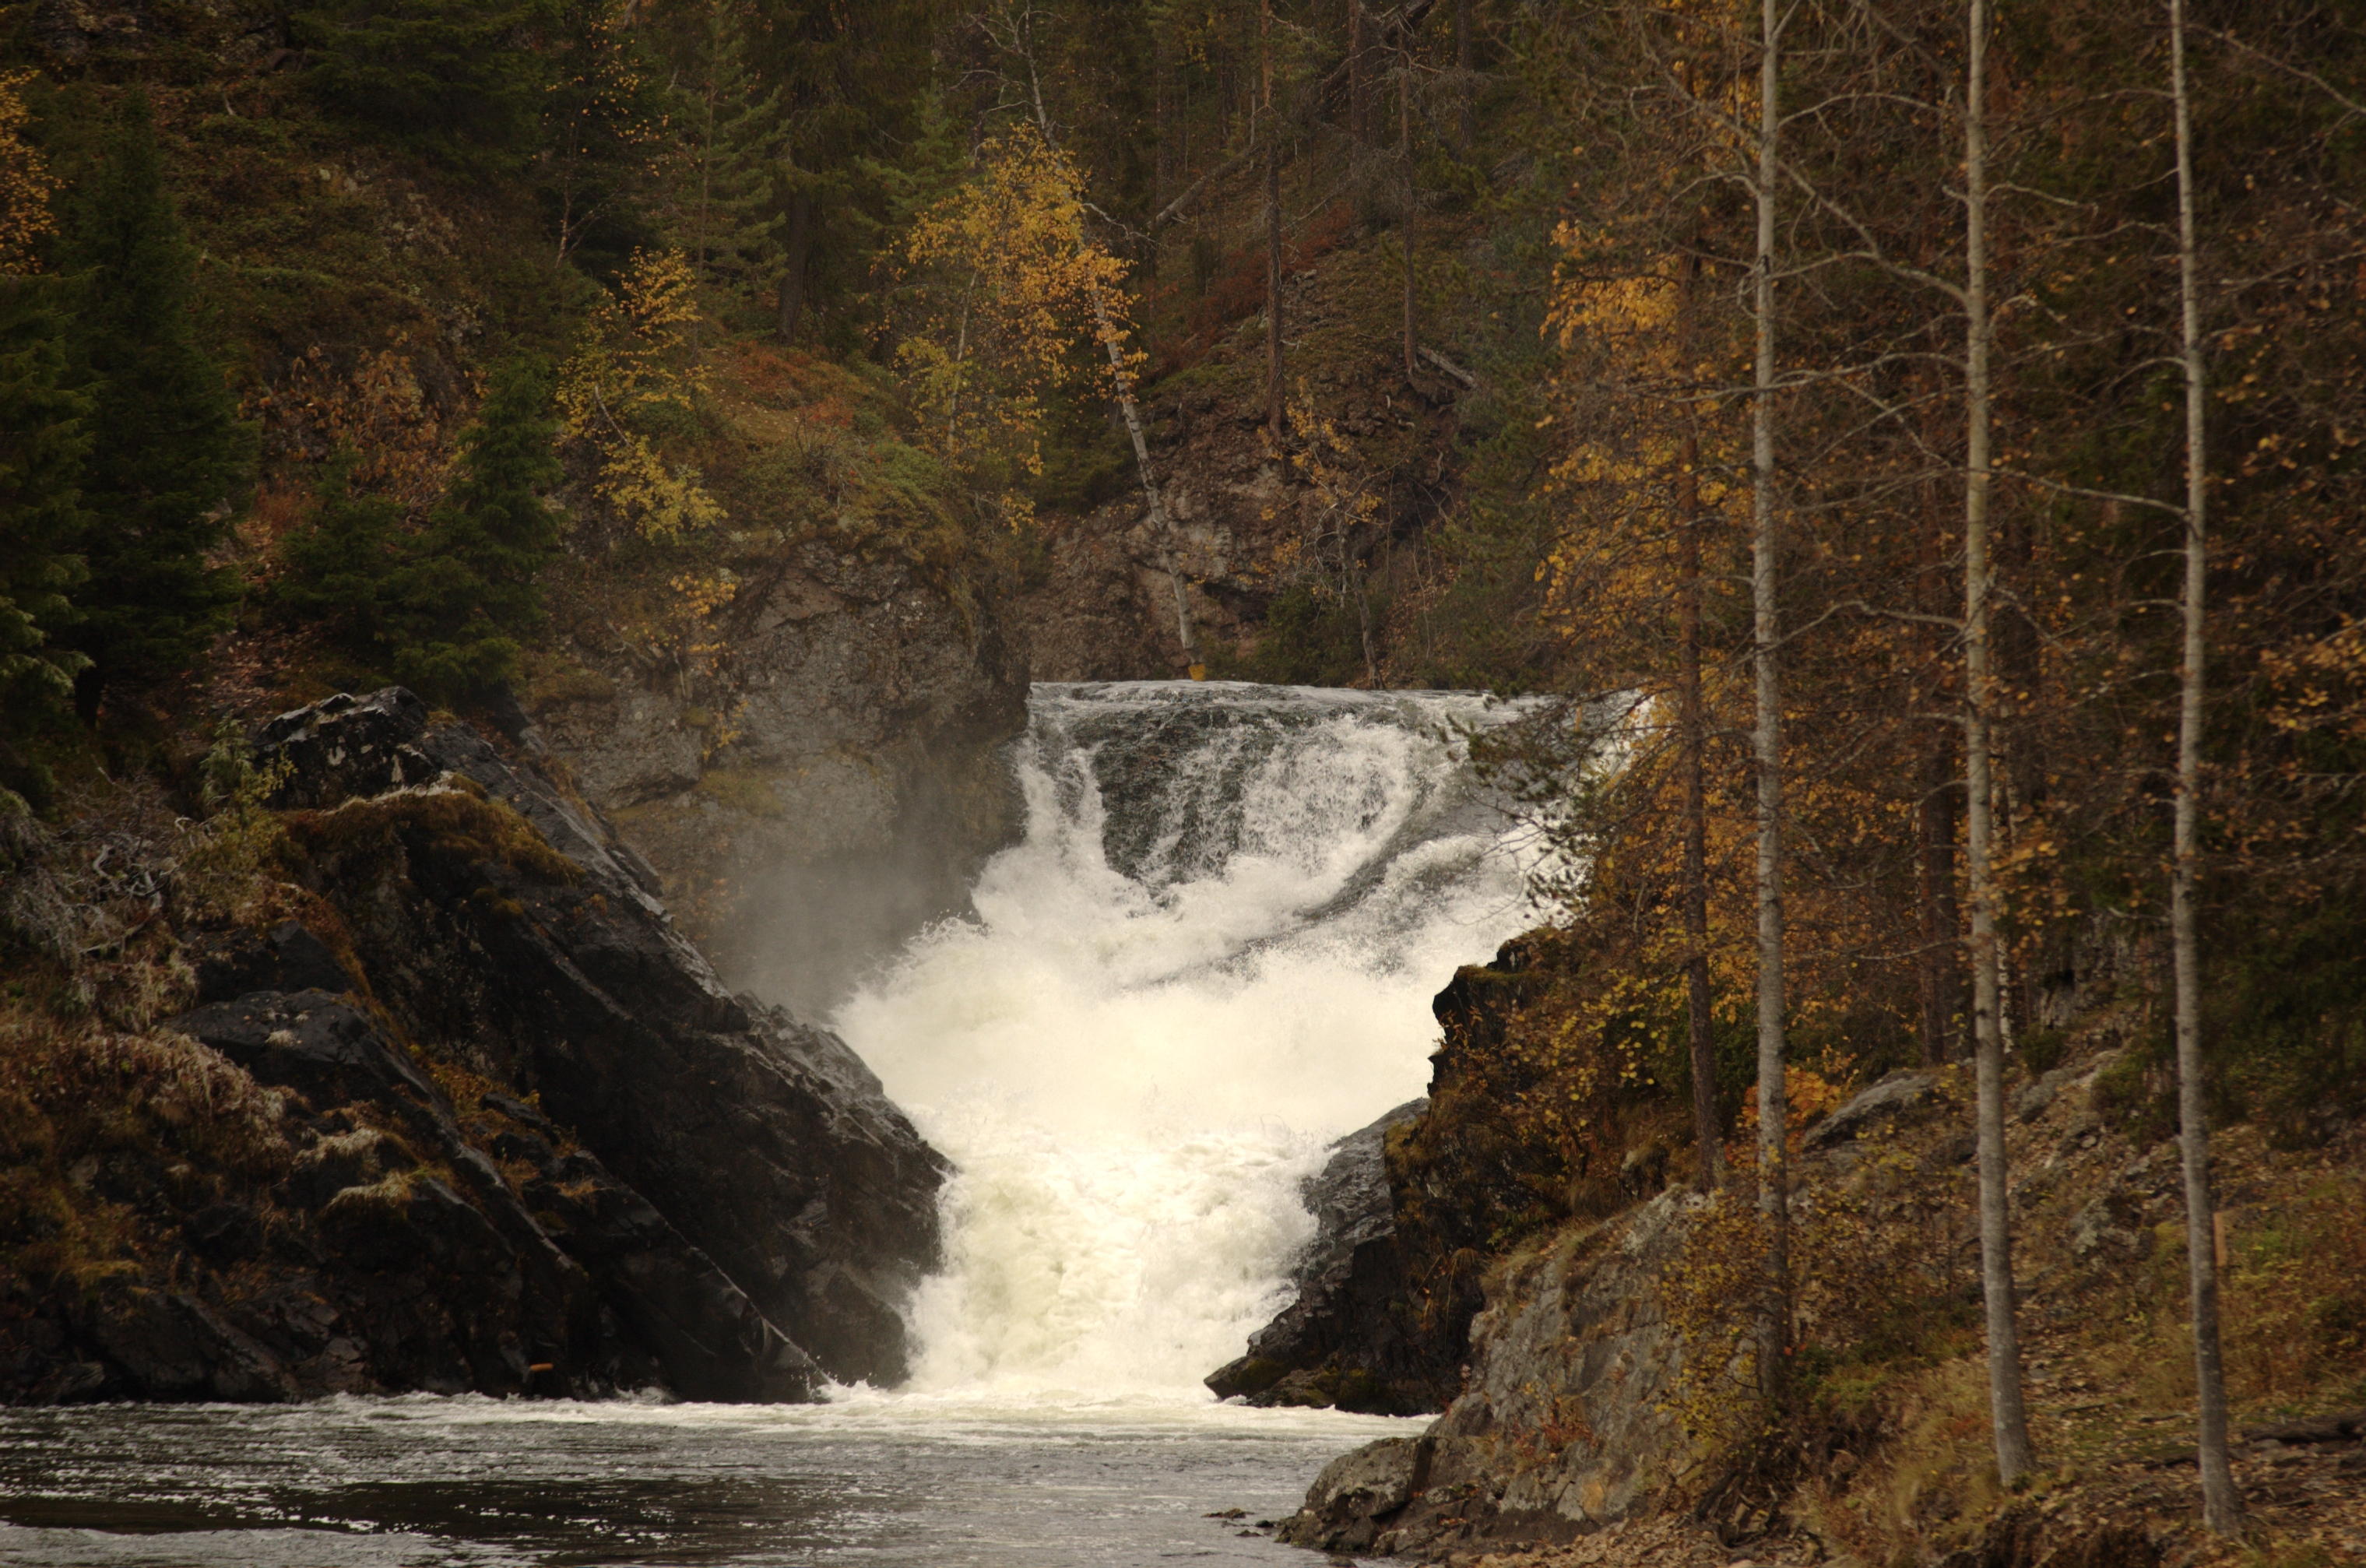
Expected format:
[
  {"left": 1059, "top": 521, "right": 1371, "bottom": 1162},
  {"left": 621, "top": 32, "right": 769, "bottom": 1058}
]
[{"left": 1, "top": 682, "right": 1542, "bottom": 1566}]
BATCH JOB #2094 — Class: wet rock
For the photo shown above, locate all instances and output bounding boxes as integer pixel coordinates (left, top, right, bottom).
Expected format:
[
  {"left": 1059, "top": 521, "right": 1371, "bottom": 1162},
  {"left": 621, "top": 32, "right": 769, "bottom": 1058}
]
[
  {"left": 1206, "top": 1098, "right": 1434, "bottom": 1415},
  {"left": 1278, "top": 1436, "right": 1434, "bottom": 1553},
  {"left": 263, "top": 687, "right": 945, "bottom": 1387},
  {"left": 522, "top": 1148, "right": 820, "bottom": 1404},
  {"left": 77, "top": 1282, "right": 301, "bottom": 1403}
]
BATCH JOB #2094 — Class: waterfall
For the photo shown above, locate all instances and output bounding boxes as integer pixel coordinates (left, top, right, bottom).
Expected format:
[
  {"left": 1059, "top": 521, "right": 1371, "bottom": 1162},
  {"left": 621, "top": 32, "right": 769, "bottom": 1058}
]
[{"left": 831, "top": 681, "right": 1542, "bottom": 1405}]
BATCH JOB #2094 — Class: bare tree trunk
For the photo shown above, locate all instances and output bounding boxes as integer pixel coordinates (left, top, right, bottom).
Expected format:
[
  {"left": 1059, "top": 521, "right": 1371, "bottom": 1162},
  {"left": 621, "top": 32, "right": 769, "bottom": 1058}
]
[
  {"left": 1400, "top": 49, "right": 1416, "bottom": 382},
  {"left": 1454, "top": 0, "right": 1472, "bottom": 149},
  {"left": 2169, "top": 0, "right": 2242, "bottom": 1533},
  {"left": 1155, "top": 31, "right": 1172, "bottom": 207},
  {"left": 1349, "top": 0, "right": 1367, "bottom": 141},
  {"left": 1679, "top": 251, "right": 1721, "bottom": 1190},
  {"left": 1918, "top": 724, "right": 1961, "bottom": 1065},
  {"left": 1751, "top": 0, "right": 1790, "bottom": 1396},
  {"left": 1265, "top": 0, "right": 1285, "bottom": 441},
  {"left": 1963, "top": 0, "right": 2036, "bottom": 1484},
  {"left": 776, "top": 191, "right": 813, "bottom": 344}
]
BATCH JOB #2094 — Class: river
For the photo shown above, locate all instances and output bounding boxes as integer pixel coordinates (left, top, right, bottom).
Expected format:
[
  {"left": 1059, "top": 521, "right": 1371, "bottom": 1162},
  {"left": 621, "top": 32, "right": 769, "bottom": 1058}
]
[{"left": 0, "top": 681, "right": 1540, "bottom": 1566}]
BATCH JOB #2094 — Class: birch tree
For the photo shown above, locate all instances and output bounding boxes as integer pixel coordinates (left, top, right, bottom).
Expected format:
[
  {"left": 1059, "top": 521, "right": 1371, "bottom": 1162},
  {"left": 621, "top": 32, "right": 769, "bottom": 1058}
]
[
  {"left": 2167, "top": 0, "right": 2241, "bottom": 1532},
  {"left": 1004, "top": 5, "right": 1204, "bottom": 672},
  {"left": 1960, "top": 0, "right": 2036, "bottom": 1484}
]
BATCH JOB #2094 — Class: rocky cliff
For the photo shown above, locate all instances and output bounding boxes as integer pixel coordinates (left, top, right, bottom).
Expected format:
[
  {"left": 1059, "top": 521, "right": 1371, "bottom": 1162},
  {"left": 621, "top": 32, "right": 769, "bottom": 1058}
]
[
  {"left": 528, "top": 541, "right": 1030, "bottom": 1014},
  {"left": 1, "top": 687, "right": 948, "bottom": 1405}
]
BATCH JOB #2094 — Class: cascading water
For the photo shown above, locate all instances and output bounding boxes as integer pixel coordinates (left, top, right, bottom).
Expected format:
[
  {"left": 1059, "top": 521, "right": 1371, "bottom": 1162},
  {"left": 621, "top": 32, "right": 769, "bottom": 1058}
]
[{"left": 833, "top": 680, "right": 1546, "bottom": 1406}]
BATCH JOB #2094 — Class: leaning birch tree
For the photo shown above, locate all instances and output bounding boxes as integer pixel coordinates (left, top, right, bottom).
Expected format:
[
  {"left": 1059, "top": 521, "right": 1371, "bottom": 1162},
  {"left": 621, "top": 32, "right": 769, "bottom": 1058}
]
[
  {"left": 2166, "top": 0, "right": 2242, "bottom": 1533},
  {"left": 1960, "top": 0, "right": 2036, "bottom": 1484},
  {"left": 1003, "top": 3, "right": 1203, "bottom": 673}
]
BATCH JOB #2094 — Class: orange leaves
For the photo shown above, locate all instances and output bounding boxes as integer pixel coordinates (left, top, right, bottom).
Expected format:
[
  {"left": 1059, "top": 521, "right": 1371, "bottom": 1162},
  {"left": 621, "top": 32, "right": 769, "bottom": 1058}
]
[{"left": 0, "top": 72, "right": 54, "bottom": 275}]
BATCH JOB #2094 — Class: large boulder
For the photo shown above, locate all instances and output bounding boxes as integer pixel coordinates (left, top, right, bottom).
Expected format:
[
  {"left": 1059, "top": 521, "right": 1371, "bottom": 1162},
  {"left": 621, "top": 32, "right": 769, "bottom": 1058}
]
[
  {"left": 1205, "top": 1098, "right": 1436, "bottom": 1414},
  {"left": 1274, "top": 1189, "right": 1704, "bottom": 1557},
  {"left": 258, "top": 687, "right": 948, "bottom": 1387}
]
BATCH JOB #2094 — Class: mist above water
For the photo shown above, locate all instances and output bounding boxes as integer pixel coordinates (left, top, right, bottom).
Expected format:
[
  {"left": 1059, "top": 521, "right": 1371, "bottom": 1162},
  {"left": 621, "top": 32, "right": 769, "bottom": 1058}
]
[{"left": 830, "top": 680, "right": 1545, "bottom": 1405}]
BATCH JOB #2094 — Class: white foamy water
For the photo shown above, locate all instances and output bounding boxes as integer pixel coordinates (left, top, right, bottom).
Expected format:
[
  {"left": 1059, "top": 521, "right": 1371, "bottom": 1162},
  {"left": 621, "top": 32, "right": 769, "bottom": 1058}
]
[{"left": 831, "top": 680, "right": 1545, "bottom": 1405}]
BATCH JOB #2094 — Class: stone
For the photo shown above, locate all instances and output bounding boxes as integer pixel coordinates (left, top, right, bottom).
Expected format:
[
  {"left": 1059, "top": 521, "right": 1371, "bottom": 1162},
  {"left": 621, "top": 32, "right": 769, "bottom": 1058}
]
[
  {"left": 171, "top": 990, "right": 445, "bottom": 1117},
  {"left": 255, "top": 688, "right": 439, "bottom": 809},
  {"left": 1804, "top": 1068, "right": 1948, "bottom": 1151},
  {"left": 1206, "top": 1098, "right": 1436, "bottom": 1415},
  {"left": 185, "top": 921, "right": 353, "bottom": 1003},
  {"left": 1278, "top": 1436, "right": 1434, "bottom": 1553}
]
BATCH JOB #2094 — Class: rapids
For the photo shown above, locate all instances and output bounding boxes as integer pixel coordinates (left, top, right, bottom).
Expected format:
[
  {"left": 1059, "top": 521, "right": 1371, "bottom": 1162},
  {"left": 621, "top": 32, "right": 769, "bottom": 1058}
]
[{"left": 834, "top": 680, "right": 1544, "bottom": 1403}]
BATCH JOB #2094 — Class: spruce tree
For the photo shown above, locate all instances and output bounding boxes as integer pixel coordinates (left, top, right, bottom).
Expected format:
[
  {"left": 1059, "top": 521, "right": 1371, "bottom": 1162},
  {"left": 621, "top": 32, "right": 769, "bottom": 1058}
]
[
  {"left": 0, "top": 276, "right": 90, "bottom": 803},
  {"left": 54, "top": 90, "right": 253, "bottom": 718},
  {"left": 383, "top": 358, "right": 563, "bottom": 698},
  {"left": 301, "top": 0, "right": 552, "bottom": 169},
  {"left": 272, "top": 450, "right": 402, "bottom": 656},
  {"left": 684, "top": 0, "right": 787, "bottom": 311}
]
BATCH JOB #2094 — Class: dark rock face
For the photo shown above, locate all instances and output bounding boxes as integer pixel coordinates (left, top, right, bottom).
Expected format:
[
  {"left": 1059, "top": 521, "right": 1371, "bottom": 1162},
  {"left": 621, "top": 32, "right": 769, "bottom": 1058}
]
[
  {"left": 185, "top": 920, "right": 354, "bottom": 1003},
  {"left": 4, "top": 687, "right": 947, "bottom": 1408},
  {"left": 1204, "top": 1099, "right": 1436, "bottom": 1415},
  {"left": 262, "top": 687, "right": 948, "bottom": 1388},
  {"left": 128, "top": 988, "right": 821, "bottom": 1405}
]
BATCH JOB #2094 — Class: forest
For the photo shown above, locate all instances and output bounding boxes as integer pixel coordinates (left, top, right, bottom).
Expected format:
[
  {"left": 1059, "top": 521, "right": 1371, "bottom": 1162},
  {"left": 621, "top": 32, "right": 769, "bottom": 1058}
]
[{"left": 2, "top": 0, "right": 2364, "bottom": 1559}]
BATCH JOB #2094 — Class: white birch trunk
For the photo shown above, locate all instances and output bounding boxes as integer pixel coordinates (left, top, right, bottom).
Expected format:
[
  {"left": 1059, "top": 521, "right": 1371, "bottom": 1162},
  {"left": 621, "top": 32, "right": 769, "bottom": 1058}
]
[
  {"left": 1018, "top": 27, "right": 1204, "bottom": 673},
  {"left": 1962, "top": 0, "right": 2036, "bottom": 1483},
  {"left": 2169, "top": 0, "right": 2242, "bottom": 1531}
]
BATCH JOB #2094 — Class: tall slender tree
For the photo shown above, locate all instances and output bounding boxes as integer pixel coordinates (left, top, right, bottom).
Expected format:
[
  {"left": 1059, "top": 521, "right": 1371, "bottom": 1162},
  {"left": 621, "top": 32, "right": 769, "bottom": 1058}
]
[
  {"left": 2166, "top": 0, "right": 2241, "bottom": 1534},
  {"left": 1960, "top": 0, "right": 2037, "bottom": 1484},
  {"left": 1750, "top": 0, "right": 1791, "bottom": 1388},
  {"left": 1264, "top": 0, "right": 1285, "bottom": 441},
  {"left": 0, "top": 276, "right": 90, "bottom": 779},
  {"left": 1677, "top": 250, "right": 1721, "bottom": 1190},
  {"left": 684, "top": 0, "right": 787, "bottom": 314}
]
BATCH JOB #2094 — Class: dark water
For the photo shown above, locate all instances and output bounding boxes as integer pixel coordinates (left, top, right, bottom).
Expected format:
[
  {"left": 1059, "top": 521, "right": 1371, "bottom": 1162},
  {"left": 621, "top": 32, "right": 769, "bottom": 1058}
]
[{"left": 0, "top": 1394, "right": 1405, "bottom": 1566}]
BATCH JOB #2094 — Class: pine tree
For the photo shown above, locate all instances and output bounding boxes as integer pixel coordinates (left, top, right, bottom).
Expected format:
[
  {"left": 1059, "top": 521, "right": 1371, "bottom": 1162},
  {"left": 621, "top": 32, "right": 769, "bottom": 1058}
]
[
  {"left": 301, "top": 0, "right": 553, "bottom": 169},
  {"left": 0, "top": 276, "right": 90, "bottom": 803},
  {"left": 272, "top": 450, "right": 403, "bottom": 655},
  {"left": 385, "top": 359, "right": 564, "bottom": 698},
  {"left": 54, "top": 90, "right": 253, "bottom": 719},
  {"left": 684, "top": 0, "right": 787, "bottom": 312}
]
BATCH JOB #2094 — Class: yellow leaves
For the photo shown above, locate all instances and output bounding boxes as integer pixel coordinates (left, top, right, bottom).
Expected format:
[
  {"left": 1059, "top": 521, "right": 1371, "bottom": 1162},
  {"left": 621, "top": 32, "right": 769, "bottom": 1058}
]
[
  {"left": 557, "top": 249, "right": 721, "bottom": 543},
  {"left": 884, "top": 123, "right": 1130, "bottom": 530},
  {"left": 0, "top": 71, "right": 57, "bottom": 274},
  {"left": 2261, "top": 616, "right": 2366, "bottom": 741}
]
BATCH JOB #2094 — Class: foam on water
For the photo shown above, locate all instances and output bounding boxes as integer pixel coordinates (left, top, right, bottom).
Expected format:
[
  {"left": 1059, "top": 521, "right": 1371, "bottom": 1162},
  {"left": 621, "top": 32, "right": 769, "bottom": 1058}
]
[{"left": 831, "top": 680, "right": 1545, "bottom": 1405}]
